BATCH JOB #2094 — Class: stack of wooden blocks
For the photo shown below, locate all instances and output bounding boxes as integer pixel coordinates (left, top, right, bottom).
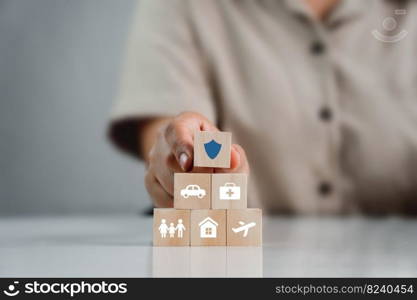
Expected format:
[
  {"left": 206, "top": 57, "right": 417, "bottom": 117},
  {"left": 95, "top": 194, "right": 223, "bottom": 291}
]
[{"left": 153, "top": 131, "right": 262, "bottom": 247}]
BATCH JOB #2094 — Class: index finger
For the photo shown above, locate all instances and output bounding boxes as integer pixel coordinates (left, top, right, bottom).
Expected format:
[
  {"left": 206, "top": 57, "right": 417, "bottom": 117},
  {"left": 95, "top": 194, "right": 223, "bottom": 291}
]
[{"left": 164, "top": 112, "right": 217, "bottom": 171}]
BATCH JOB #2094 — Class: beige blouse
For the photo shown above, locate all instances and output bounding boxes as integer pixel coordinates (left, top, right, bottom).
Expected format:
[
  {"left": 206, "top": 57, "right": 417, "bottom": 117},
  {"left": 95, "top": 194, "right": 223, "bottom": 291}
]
[{"left": 110, "top": 0, "right": 417, "bottom": 214}]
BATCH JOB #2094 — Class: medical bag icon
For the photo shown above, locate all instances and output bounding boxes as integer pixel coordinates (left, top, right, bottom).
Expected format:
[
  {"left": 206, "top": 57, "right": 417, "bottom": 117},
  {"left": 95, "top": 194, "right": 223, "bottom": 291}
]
[{"left": 219, "top": 182, "right": 241, "bottom": 200}]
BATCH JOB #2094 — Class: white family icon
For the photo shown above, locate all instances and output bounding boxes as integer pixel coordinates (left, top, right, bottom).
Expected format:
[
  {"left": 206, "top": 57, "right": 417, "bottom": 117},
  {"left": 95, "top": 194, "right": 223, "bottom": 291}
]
[{"left": 158, "top": 219, "right": 186, "bottom": 239}]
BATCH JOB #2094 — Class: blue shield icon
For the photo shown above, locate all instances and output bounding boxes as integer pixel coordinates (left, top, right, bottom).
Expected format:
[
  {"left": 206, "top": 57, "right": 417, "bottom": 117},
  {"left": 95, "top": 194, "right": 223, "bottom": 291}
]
[{"left": 204, "top": 139, "right": 222, "bottom": 159}]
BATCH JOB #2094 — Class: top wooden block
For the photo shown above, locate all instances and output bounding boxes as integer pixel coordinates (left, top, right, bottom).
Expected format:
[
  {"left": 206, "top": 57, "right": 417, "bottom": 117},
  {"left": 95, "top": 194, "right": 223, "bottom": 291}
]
[{"left": 193, "top": 131, "right": 232, "bottom": 168}]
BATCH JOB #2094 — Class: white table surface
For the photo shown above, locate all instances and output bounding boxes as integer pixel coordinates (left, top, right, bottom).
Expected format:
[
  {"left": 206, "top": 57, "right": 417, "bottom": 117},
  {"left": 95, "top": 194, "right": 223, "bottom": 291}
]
[{"left": 0, "top": 215, "right": 416, "bottom": 277}]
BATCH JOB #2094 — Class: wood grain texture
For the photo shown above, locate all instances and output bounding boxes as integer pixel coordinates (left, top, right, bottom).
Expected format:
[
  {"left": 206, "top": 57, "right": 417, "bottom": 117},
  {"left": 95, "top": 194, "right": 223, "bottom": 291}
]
[
  {"left": 153, "top": 209, "right": 190, "bottom": 246},
  {"left": 193, "top": 131, "right": 231, "bottom": 168},
  {"left": 191, "top": 209, "right": 226, "bottom": 246},
  {"left": 227, "top": 209, "right": 262, "bottom": 246},
  {"left": 174, "top": 173, "right": 211, "bottom": 209},
  {"left": 211, "top": 173, "right": 248, "bottom": 209}
]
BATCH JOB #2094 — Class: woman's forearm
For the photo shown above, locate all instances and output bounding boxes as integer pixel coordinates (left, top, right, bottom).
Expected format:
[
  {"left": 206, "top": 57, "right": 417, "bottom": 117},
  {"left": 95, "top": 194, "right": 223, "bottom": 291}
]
[{"left": 138, "top": 117, "right": 172, "bottom": 162}]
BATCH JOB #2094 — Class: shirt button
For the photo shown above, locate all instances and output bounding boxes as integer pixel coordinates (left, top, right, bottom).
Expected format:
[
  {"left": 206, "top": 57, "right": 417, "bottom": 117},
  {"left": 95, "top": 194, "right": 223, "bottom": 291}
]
[
  {"left": 318, "top": 182, "right": 333, "bottom": 196},
  {"left": 319, "top": 106, "right": 332, "bottom": 122},
  {"left": 310, "top": 41, "right": 325, "bottom": 55}
]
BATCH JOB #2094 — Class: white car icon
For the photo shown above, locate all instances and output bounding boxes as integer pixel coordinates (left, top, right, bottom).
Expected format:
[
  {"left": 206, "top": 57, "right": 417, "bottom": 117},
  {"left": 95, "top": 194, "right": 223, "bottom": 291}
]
[{"left": 180, "top": 185, "right": 206, "bottom": 199}]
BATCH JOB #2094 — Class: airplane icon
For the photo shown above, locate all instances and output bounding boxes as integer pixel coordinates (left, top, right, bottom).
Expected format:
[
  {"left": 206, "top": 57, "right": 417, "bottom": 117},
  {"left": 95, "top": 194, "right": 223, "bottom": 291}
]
[{"left": 232, "top": 221, "right": 256, "bottom": 237}]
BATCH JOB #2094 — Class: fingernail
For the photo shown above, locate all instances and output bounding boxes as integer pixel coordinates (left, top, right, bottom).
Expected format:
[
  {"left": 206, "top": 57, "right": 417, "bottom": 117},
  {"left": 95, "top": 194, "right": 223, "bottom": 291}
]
[{"left": 179, "top": 153, "right": 189, "bottom": 171}]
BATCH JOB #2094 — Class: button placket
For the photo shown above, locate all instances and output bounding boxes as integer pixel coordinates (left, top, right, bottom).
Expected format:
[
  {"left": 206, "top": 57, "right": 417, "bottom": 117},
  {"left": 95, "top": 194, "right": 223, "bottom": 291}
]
[{"left": 309, "top": 27, "right": 342, "bottom": 212}]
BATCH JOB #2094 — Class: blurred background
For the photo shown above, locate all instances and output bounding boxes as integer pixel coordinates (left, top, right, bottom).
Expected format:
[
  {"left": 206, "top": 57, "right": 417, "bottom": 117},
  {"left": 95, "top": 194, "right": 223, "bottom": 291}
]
[
  {"left": 1, "top": 0, "right": 415, "bottom": 217},
  {"left": 1, "top": 1, "right": 416, "bottom": 280},
  {"left": 0, "top": 0, "right": 148, "bottom": 215}
]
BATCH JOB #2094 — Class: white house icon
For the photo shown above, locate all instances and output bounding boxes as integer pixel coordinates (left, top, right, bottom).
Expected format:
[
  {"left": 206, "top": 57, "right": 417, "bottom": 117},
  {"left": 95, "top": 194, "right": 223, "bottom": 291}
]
[{"left": 198, "top": 217, "right": 218, "bottom": 238}]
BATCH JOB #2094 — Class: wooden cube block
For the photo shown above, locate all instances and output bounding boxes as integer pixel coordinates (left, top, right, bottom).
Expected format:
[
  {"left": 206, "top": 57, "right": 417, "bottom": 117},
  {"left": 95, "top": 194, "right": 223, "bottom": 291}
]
[
  {"left": 211, "top": 173, "right": 248, "bottom": 209},
  {"left": 194, "top": 131, "right": 231, "bottom": 168},
  {"left": 174, "top": 173, "right": 211, "bottom": 209},
  {"left": 190, "top": 209, "right": 226, "bottom": 246},
  {"left": 190, "top": 247, "right": 227, "bottom": 277},
  {"left": 153, "top": 209, "right": 190, "bottom": 246},
  {"left": 226, "top": 247, "right": 263, "bottom": 277},
  {"left": 152, "top": 247, "right": 191, "bottom": 277},
  {"left": 226, "top": 209, "right": 262, "bottom": 246}
]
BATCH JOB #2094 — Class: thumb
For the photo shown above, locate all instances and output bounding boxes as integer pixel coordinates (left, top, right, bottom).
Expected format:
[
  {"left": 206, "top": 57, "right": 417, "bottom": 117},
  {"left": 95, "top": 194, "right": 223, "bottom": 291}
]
[{"left": 164, "top": 112, "right": 217, "bottom": 171}]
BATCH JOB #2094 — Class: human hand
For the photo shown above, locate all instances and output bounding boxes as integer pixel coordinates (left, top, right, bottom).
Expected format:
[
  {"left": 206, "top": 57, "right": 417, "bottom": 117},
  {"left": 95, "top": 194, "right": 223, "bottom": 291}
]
[{"left": 144, "top": 111, "right": 249, "bottom": 207}]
